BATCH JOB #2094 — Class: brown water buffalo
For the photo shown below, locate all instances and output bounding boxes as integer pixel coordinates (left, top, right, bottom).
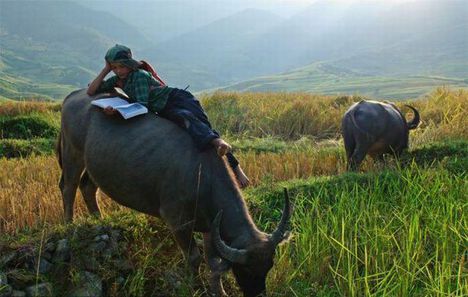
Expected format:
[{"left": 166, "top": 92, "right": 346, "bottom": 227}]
[
  {"left": 341, "top": 100, "right": 420, "bottom": 171},
  {"left": 57, "top": 89, "right": 291, "bottom": 297}
]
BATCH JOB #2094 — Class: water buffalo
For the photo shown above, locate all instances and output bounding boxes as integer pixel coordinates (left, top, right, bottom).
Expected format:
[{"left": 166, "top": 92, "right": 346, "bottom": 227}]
[
  {"left": 341, "top": 100, "right": 420, "bottom": 171},
  {"left": 57, "top": 89, "right": 291, "bottom": 297}
]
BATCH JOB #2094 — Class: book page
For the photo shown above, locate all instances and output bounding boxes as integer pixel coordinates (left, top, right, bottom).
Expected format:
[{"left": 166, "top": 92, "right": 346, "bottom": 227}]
[
  {"left": 114, "top": 103, "right": 148, "bottom": 120},
  {"left": 91, "top": 97, "right": 130, "bottom": 109}
]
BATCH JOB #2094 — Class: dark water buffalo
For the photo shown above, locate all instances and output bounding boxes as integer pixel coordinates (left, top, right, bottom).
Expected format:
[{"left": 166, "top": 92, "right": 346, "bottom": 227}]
[
  {"left": 341, "top": 100, "right": 420, "bottom": 170},
  {"left": 57, "top": 89, "right": 291, "bottom": 297}
]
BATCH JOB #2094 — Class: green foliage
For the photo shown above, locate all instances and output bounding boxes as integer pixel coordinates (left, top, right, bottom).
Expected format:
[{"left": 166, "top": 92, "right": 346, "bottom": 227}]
[
  {"left": 0, "top": 138, "right": 55, "bottom": 158},
  {"left": 247, "top": 166, "right": 467, "bottom": 296},
  {"left": 0, "top": 115, "right": 59, "bottom": 139},
  {"left": 405, "top": 139, "right": 468, "bottom": 175}
]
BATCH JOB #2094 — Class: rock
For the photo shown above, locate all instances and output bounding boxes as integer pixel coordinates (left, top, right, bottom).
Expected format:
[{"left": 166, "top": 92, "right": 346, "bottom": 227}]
[
  {"left": 92, "top": 226, "right": 105, "bottom": 234},
  {"left": 115, "top": 276, "right": 125, "bottom": 286},
  {"left": 37, "top": 259, "right": 52, "bottom": 274},
  {"left": 41, "top": 252, "right": 52, "bottom": 261},
  {"left": 110, "top": 230, "right": 121, "bottom": 241},
  {"left": 0, "top": 284, "right": 13, "bottom": 297},
  {"left": 87, "top": 241, "right": 106, "bottom": 254},
  {"left": 83, "top": 257, "right": 99, "bottom": 272},
  {"left": 68, "top": 271, "right": 102, "bottom": 297},
  {"left": 12, "top": 290, "right": 26, "bottom": 297},
  {"left": 0, "top": 251, "right": 17, "bottom": 268},
  {"left": 6, "top": 270, "right": 37, "bottom": 288},
  {"left": 99, "top": 234, "right": 109, "bottom": 242},
  {"left": 44, "top": 242, "right": 56, "bottom": 253},
  {"left": 24, "top": 283, "right": 52, "bottom": 297},
  {"left": 53, "top": 239, "right": 70, "bottom": 263},
  {"left": 0, "top": 272, "right": 7, "bottom": 286},
  {"left": 113, "top": 259, "right": 133, "bottom": 273}
]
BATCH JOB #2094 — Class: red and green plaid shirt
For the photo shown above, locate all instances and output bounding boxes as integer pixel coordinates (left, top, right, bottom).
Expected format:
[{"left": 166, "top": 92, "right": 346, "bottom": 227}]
[{"left": 97, "top": 69, "right": 174, "bottom": 113}]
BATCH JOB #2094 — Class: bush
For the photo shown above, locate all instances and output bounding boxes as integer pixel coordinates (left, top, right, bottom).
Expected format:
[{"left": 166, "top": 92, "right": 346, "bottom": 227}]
[
  {"left": 0, "top": 138, "right": 56, "bottom": 158},
  {"left": 0, "top": 115, "right": 59, "bottom": 139}
]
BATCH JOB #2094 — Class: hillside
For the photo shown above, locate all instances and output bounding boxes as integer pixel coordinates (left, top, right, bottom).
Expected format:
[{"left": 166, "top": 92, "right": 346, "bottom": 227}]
[
  {"left": 0, "top": 0, "right": 466, "bottom": 99},
  {"left": 0, "top": 0, "right": 150, "bottom": 100},
  {"left": 143, "top": 0, "right": 468, "bottom": 92},
  {"left": 141, "top": 8, "right": 284, "bottom": 89},
  {"left": 217, "top": 62, "right": 468, "bottom": 99}
]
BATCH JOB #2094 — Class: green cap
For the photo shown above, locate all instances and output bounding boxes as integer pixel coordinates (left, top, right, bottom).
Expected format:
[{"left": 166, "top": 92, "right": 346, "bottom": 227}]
[{"left": 105, "top": 44, "right": 141, "bottom": 69}]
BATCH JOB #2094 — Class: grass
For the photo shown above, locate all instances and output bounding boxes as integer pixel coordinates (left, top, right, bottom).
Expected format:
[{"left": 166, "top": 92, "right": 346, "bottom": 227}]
[
  {"left": 0, "top": 88, "right": 467, "bottom": 296},
  {"left": 247, "top": 167, "right": 467, "bottom": 296},
  {"left": 202, "top": 87, "right": 467, "bottom": 143},
  {"left": 1, "top": 161, "right": 466, "bottom": 296}
]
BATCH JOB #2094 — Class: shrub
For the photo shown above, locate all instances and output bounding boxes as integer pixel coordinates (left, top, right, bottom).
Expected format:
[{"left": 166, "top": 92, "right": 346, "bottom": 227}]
[
  {"left": 0, "top": 115, "right": 59, "bottom": 139},
  {"left": 0, "top": 138, "right": 56, "bottom": 158}
]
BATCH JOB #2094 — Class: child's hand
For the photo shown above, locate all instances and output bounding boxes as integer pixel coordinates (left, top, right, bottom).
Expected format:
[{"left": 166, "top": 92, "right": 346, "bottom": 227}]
[
  {"left": 103, "top": 106, "right": 117, "bottom": 115},
  {"left": 104, "top": 60, "right": 112, "bottom": 73}
]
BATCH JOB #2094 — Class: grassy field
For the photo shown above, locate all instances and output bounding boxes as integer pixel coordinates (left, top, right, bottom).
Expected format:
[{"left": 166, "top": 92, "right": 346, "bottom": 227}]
[
  {"left": 218, "top": 62, "right": 468, "bottom": 100},
  {"left": 0, "top": 88, "right": 467, "bottom": 296}
]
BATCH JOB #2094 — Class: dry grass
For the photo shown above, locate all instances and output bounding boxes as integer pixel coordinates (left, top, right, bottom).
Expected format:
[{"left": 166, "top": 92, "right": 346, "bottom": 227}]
[
  {"left": 1, "top": 87, "right": 466, "bottom": 234},
  {"left": 0, "top": 151, "right": 383, "bottom": 234},
  {"left": 0, "top": 101, "right": 61, "bottom": 116},
  {"left": 0, "top": 156, "right": 125, "bottom": 234},
  {"left": 202, "top": 87, "right": 468, "bottom": 142}
]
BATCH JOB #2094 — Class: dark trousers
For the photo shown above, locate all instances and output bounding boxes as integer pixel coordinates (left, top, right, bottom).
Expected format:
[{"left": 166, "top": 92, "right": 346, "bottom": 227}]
[{"left": 159, "top": 89, "right": 239, "bottom": 169}]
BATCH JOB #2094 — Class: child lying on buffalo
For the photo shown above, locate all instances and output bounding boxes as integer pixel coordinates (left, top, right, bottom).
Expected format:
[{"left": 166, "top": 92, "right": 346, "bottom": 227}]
[{"left": 87, "top": 44, "right": 250, "bottom": 188}]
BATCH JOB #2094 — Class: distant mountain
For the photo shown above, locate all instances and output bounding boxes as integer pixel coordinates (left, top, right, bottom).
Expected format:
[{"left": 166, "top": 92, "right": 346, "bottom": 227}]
[
  {"left": 244, "top": 0, "right": 468, "bottom": 76},
  {"left": 0, "top": 0, "right": 466, "bottom": 100},
  {"left": 80, "top": 0, "right": 307, "bottom": 42},
  {"left": 141, "top": 8, "right": 284, "bottom": 89},
  {"left": 138, "top": 0, "right": 468, "bottom": 92},
  {"left": 0, "top": 0, "right": 151, "bottom": 99}
]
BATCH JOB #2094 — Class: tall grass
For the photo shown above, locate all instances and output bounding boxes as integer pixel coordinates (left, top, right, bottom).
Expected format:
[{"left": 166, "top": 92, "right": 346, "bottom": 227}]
[
  {"left": 0, "top": 101, "right": 61, "bottom": 116},
  {"left": 255, "top": 167, "right": 467, "bottom": 296},
  {"left": 0, "top": 156, "right": 125, "bottom": 234},
  {"left": 1, "top": 138, "right": 465, "bottom": 234},
  {"left": 202, "top": 87, "right": 468, "bottom": 143},
  {"left": 0, "top": 88, "right": 466, "bottom": 295}
]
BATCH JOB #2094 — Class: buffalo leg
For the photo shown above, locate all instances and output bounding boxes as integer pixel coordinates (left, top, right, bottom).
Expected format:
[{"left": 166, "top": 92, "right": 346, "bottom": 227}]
[
  {"left": 349, "top": 144, "right": 369, "bottom": 171},
  {"left": 203, "top": 233, "right": 229, "bottom": 297},
  {"left": 60, "top": 151, "right": 84, "bottom": 223},
  {"left": 171, "top": 228, "right": 202, "bottom": 273},
  {"left": 342, "top": 132, "right": 355, "bottom": 168},
  {"left": 79, "top": 171, "right": 101, "bottom": 217}
]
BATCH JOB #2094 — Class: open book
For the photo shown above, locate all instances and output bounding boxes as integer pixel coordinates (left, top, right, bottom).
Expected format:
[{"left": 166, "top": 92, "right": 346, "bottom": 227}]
[{"left": 91, "top": 97, "right": 148, "bottom": 119}]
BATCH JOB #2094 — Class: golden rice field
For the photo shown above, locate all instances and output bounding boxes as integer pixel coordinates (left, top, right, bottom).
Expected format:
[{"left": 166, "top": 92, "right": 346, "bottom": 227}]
[
  {"left": 0, "top": 87, "right": 467, "bottom": 235},
  {"left": 0, "top": 88, "right": 467, "bottom": 297}
]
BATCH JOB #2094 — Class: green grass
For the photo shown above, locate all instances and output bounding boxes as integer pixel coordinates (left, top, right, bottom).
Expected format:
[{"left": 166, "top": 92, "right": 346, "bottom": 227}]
[
  {"left": 248, "top": 165, "right": 467, "bottom": 296},
  {"left": 1, "top": 161, "right": 466, "bottom": 296},
  {"left": 0, "top": 138, "right": 56, "bottom": 158},
  {"left": 0, "top": 89, "right": 466, "bottom": 296}
]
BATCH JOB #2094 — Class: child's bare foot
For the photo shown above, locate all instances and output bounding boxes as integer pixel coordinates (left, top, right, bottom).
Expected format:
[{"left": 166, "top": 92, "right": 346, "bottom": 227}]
[
  {"left": 233, "top": 165, "right": 250, "bottom": 188},
  {"left": 211, "top": 138, "right": 231, "bottom": 157}
]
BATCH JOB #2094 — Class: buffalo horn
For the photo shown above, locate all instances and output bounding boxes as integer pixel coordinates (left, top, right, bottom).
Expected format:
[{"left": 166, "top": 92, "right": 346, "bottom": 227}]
[
  {"left": 211, "top": 211, "right": 248, "bottom": 264},
  {"left": 270, "top": 188, "right": 292, "bottom": 246},
  {"left": 405, "top": 105, "right": 420, "bottom": 130}
]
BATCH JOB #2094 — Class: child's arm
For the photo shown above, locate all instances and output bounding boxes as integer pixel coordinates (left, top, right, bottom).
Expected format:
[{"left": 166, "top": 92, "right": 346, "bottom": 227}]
[{"left": 87, "top": 61, "right": 112, "bottom": 96}]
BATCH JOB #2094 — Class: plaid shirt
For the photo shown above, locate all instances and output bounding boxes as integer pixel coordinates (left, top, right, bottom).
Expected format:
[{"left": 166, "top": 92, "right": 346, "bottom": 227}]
[{"left": 97, "top": 69, "right": 174, "bottom": 113}]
